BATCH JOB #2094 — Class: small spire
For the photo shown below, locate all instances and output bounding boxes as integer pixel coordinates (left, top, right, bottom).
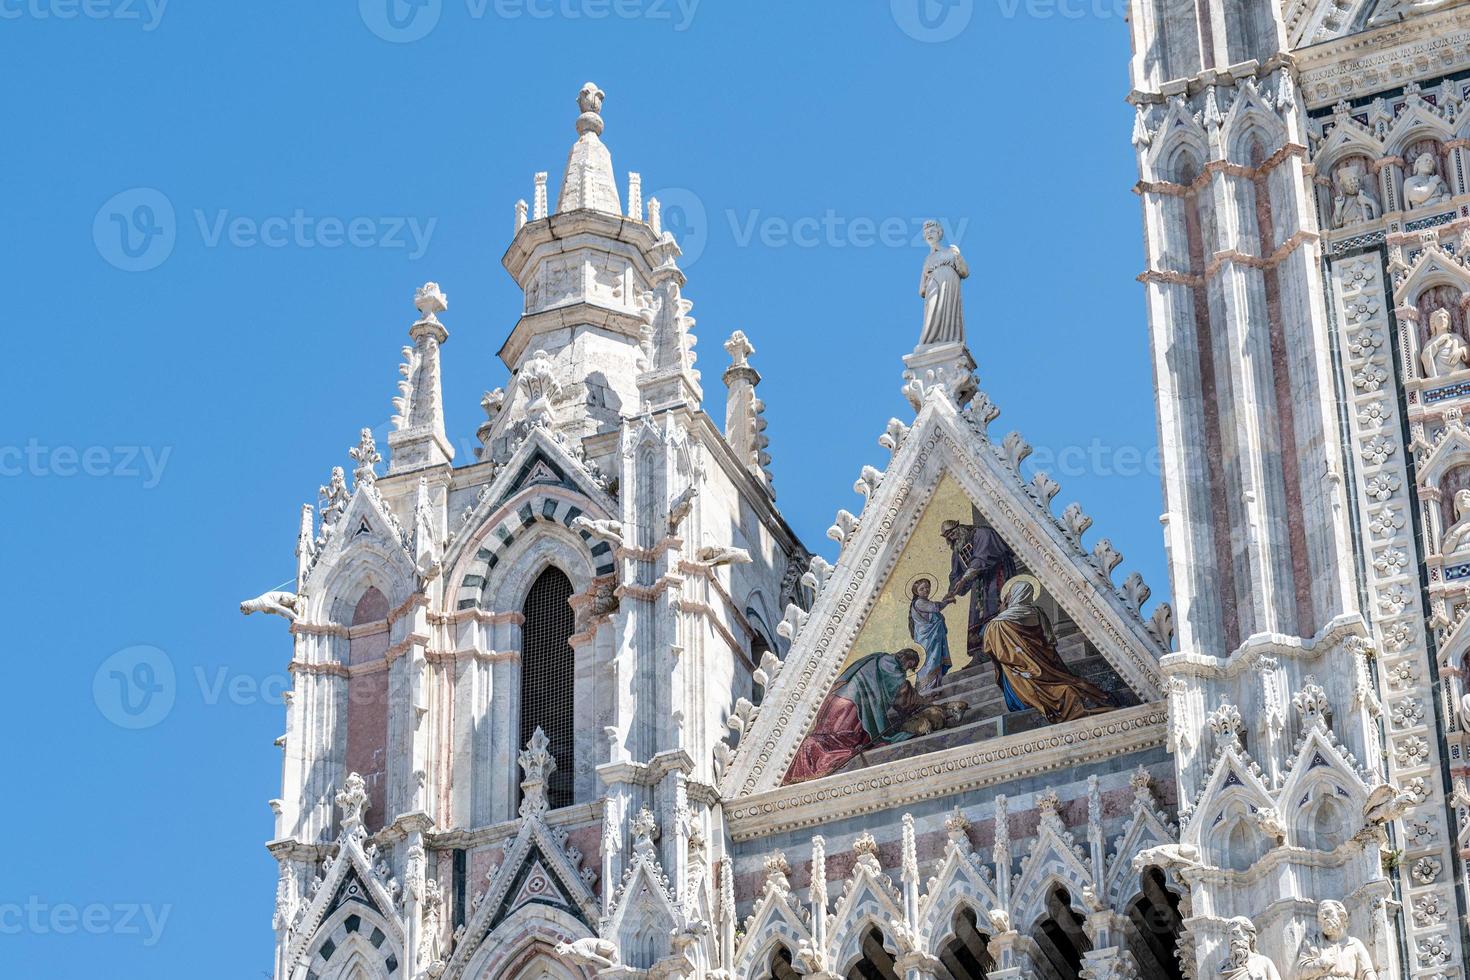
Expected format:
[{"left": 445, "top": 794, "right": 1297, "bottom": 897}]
[
  {"left": 515, "top": 198, "right": 528, "bottom": 232},
  {"left": 533, "top": 172, "right": 548, "bottom": 220},
  {"left": 557, "top": 81, "right": 622, "bottom": 215},
  {"left": 627, "top": 172, "right": 643, "bottom": 222}
]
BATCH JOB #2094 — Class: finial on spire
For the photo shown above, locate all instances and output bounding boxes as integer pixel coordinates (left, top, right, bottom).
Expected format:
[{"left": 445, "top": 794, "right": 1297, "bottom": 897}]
[
  {"left": 557, "top": 83, "right": 621, "bottom": 214},
  {"left": 576, "top": 81, "right": 606, "bottom": 136},
  {"left": 414, "top": 282, "right": 447, "bottom": 324}
]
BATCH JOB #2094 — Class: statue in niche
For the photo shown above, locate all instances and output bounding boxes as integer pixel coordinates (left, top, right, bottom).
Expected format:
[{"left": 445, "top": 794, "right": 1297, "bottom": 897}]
[
  {"left": 917, "top": 220, "right": 969, "bottom": 347},
  {"left": 1420, "top": 309, "right": 1468, "bottom": 379},
  {"left": 1441, "top": 488, "right": 1470, "bottom": 555},
  {"left": 1332, "top": 167, "right": 1381, "bottom": 228},
  {"left": 1404, "top": 152, "right": 1451, "bottom": 209},
  {"left": 1296, "top": 900, "right": 1378, "bottom": 980},
  {"left": 1220, "top": 917, "right": 1282, "bottom": 980}
]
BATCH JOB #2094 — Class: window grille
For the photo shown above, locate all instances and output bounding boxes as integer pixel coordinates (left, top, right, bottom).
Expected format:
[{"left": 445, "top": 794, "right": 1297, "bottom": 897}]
[{"left": 520, "top": 567, "right": 576, "bottom": 809}]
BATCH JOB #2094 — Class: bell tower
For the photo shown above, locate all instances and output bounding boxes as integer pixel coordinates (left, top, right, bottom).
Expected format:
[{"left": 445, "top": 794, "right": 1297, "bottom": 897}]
[{"left": 1127, "top": 0, "right": 1411, "bottom": 974}]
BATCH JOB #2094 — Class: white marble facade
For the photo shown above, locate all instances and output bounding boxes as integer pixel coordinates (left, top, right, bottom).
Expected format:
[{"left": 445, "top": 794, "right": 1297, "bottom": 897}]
[{"left": 248, "top": 6, "right": 1470, "bottom": 971}]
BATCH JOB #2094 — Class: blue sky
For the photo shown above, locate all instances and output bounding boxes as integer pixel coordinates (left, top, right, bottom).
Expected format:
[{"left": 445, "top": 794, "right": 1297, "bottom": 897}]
[{"left": 1, "top": 2, "right": 1159, "bottom": 975}]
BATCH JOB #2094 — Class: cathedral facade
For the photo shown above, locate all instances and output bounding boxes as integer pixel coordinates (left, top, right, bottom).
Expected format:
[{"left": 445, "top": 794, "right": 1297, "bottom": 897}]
[{"left": 246, "top": 3, "right": 1470, "bottom": 974}]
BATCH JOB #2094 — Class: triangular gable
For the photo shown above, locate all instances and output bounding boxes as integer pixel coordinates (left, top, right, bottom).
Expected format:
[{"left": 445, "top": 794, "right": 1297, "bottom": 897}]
[
  {"left": 454, "top": 813, "right": 600, "bottom": 969},
  {"left": 445, "top": 428, "right": 620, "bottom": 610},
  {"left": 1393, "top": 245, "right": 1470, "bottom": 305},
  {"left": 302, "top": 481, "right": 419, "bottom": 604},
  {"left": 724, "top": 395, "right": 1164, "bottom": 796},
  {"left": 827, "top": 839, "right": 906, "bottom": 977},
  {"left": 286, "top": 828, "right": 406, "bottom": 973},
  {"left": 914, "top": 814, "right": 1001, "bottom": 949},
  {"left": 1180, "top": 747, "right": 1274, "bottom": 850},
  {"left": 1010, "top": 792, "right": 1094, "bottom": 934},
  {"left": 491, "top": 843, "right": 594, "bottom": 930},
  {"left": 1103, "top": 770, "right": 1179, "bottom": 909},
  {"left": 731, "top": 858, "right": 814, "bottom": 980}
]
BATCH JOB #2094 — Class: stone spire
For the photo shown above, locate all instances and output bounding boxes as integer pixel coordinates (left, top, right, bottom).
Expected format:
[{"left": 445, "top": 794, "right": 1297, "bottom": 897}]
[
  {"left": 387, "top": 282, "right": 455, "bottom": 474},
  {"left": 722, "top": 331, "right": 773, "bottom": 496},
  {"left": 557, "top": 82, "right": 622, "bottom": 216}
]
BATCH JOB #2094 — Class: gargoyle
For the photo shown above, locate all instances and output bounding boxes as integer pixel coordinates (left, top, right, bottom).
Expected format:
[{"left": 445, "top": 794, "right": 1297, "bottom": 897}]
[{"left": 240, "top": 590, "right": 301, "bottom": 621}]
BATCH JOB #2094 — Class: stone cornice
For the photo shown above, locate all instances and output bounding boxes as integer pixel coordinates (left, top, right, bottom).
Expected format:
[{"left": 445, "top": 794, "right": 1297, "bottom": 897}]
[
  {"left": 723, "top": 702, "right": 1167, "bottom": 842},
  {"left": 1160, "top": 612, "right": 1367, "bottom": 678},
  {"left": 1295, "top": 5, "right": 1470, "bottom": 106},
  {"left": 1134, "top": 144, "right": 1308, "bottom": 198},
  {"left": 1139, "top": 231, "right": 1319, "bottom": 287}
]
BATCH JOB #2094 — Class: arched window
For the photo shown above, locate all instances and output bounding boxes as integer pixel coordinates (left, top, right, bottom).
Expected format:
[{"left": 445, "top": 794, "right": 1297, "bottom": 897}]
[
  {"left": 347, "top": 586, "right": 390, "bottom": 834},
  {"left": 1033, "top": 887, "right": 1090, "bottom": 980},
  {"left": 765, "top": 946, "right": 800, "bottom": 980},
  {"left": 938, "top": 908, "right": 994, "bottom": 980},
  {"left": 520, "top": 567, "right": 576, "bottom": 810},
  {"left": 846, "top": 928, "right": 899, "bottom": 980},
  {"left": 1127, "top": 868, "right": 1185, "bottom": 980}
]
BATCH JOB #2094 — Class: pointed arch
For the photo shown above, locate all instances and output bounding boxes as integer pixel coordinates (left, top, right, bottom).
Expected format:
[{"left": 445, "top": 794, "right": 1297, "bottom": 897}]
[
  {"left": 1030, "top": 885, "right": 1091, "bottom": 980},
  {"left": 521, "top": 566, "right": 576, "bottom": 810},
  {"left": 454, "top": 903, "right": 594, "bottom": 980},
  {"left": 291, "top": 902, "right": 404, "bottom": 980}
]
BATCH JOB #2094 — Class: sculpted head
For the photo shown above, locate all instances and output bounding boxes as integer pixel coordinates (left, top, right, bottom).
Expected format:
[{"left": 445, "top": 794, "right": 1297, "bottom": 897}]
[
  {"left": 923, "top": 220, "right": 944, "bottom": 248},
  {"left": 1431, "top": 308, "right": 1452, "bottom": 335},
  {"left": 1415, "top": 152, "right": 1439, "bottom": 177},
  {"left": 1339, "top": 168, "right": 1362, "bottom": 194},
  {"left": 1226, "top": 916, "right": 1259, "bottom": 961},
  {"left": 1455, "top": 487, "right": 1470, "bottom": 518},
  {"left": 1317, "top": 899, "right": 1349, "bottom": 940}
]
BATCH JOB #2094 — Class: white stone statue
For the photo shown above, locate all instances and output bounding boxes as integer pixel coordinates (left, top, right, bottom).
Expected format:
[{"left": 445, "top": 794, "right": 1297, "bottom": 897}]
[
  {"left": 1404, "top": 152, "right": 1450, "bottom": 209},
  {"left": 917, "top": 220, "right": 968, "bottom": 347},
  {"left": 1296, "top": 900, "right": 1378, "bottom": 980},
  {"left": 1420, "top": 309, "right": 1467, "bottom": 378},
  {"left": 1220, "top": 916, "right": 1281, "bottom": 980},
  {"left": 1441, "top": 488, "right": 1470, "bottom": 555},
  {"left": 1332, "top": 168, "right": 1380, "bottom": 228}
]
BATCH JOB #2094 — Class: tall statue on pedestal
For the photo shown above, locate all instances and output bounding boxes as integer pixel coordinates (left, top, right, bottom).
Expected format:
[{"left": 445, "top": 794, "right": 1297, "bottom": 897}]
[{"left": 918, "top": 220, "right": 969, "bottom": 347}]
